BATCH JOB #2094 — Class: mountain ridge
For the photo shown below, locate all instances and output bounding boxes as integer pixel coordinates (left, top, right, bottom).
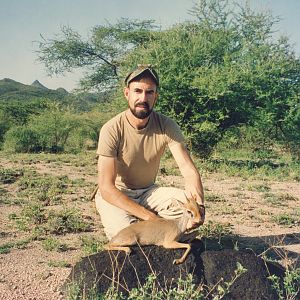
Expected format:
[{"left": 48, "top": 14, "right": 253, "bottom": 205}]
[
  {"left": 31, "top": 80, "right": 49, "bottom": 90},
  {"left": 0, "top": 78, "right": 69, "bottom": 101},
  {"left": 0, "top": 77, "right": 107, "bottom": 112}
]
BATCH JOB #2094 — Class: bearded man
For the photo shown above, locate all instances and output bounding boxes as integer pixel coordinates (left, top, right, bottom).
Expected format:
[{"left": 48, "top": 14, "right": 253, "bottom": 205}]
[{"left": 95, "top": 64, "right": 205, "bottom": 239}]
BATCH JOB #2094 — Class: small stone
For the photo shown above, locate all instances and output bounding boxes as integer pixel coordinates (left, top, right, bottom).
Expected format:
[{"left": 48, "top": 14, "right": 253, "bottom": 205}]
[{"left": 41, "top": 272, "right": 52, "bottom": 280}]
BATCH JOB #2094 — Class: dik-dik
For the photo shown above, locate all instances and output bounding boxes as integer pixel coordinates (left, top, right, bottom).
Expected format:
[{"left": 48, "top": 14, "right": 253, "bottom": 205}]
[{"left": 104, "top": 195, "right": 204, "bottom": 264}]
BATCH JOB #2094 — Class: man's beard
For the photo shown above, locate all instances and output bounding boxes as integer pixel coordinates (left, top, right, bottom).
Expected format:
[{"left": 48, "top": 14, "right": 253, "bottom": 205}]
[{"left": 129, "top": 102, "right": 153, "bottom": 119}]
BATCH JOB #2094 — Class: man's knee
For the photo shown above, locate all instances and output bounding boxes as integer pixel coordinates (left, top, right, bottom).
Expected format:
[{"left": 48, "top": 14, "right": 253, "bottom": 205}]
[
  {"left": 103, "top": 222, "right": 126, "bottom": 240},
  {"left": 95, "top": 192, "right": 136, "bottom": 240}
]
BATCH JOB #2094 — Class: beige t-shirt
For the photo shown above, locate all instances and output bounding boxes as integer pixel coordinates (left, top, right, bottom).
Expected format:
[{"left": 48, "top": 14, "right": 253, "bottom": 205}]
[{"left": 97, "top": 110, "right": 185, "bottom": 189}]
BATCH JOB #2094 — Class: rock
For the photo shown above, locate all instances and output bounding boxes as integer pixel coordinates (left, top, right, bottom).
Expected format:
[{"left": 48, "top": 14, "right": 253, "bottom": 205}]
[
  {"left": 62, "top": 240, "right": 283, "bottom": 299},
  {"left": 201, "top": 249, "right": 279, "bottom": 300}
]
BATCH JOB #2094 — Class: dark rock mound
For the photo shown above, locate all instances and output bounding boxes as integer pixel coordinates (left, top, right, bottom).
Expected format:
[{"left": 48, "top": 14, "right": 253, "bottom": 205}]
[
  {"left": 201, "top": 249, "right": 279, "bottom": 300},
  {"left": 62, "top": 240, "right": 283, "bottom": 299}
]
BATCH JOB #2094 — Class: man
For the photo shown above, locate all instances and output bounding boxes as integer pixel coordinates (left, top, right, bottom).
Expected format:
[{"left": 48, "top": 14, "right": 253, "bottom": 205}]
[{"left": 95, "top": 64, "right": 205, "bottom": 239}]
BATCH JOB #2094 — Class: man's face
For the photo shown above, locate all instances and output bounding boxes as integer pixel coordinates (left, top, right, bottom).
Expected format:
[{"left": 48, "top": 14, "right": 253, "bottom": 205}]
[{"left": 124, "top": 77, "right": 158, "bottom": 119}]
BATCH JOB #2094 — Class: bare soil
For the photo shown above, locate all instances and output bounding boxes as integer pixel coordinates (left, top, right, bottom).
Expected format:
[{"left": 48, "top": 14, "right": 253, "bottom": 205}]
[{"left": 0, "top": 152, "right": 299, "bottom": 300}]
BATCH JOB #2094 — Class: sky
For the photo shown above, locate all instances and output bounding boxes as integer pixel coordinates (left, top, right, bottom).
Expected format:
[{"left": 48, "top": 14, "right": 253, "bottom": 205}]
[{"left": 0, "top": 0, "right": 299, "bottom": 92}]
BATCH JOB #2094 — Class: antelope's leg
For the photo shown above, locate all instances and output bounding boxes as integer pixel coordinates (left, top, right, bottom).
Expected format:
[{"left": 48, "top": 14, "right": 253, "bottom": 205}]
[
  {"left": 162, "top": 241, "right": 191, "bottom": 264},
  {"left": 104, "top": 243, "right": 131, "bottom": 254}
]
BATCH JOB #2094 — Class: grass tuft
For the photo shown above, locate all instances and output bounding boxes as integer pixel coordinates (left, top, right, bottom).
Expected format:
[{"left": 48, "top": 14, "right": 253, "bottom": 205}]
[
  {"left": 42, "top": 237, "right": 68, "bottom": 252},
  {"left": 80, "top": 235, "right": 106, "bottom": 255},
  {"left": 197, "top": 220, "right": 233, "bottom": 242},
  {"left": 47, "top": 207, "right": 92, "bottom": 235},
  {"left": 0, "top": 168, "right": 23, "bottom": 184},
  {"left": 271, "top": 213, "right": 300, "bottom": 227}
]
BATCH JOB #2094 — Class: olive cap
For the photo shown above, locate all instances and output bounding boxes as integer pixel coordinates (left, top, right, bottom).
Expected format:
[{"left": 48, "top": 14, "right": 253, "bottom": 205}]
[{"left": 124, "top": 64, "right": 159, "bottom": 87}]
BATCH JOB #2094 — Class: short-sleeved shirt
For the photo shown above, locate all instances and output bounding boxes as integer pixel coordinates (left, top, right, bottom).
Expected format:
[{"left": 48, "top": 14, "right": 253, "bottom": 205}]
[{"left": 97, "top": 110, "right": 185, "bottom": 189}]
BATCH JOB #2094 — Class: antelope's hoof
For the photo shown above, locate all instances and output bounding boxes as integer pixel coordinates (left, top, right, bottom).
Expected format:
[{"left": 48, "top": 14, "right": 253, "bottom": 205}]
[
  {"left": 123, "top": 247, "right": 131, "bottom": 255},
  {"left": 173, "top": 258, "right": 182, "bottom": 265}
]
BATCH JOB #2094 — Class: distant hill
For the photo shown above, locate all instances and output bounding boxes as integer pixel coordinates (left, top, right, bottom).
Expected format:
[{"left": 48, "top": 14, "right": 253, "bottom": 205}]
[
  {"left": 31, "top": 80, "right": 49, "bottom": 90},
  {"left": 0, "top": 78, "right": 112, "bottom": 112},
  {"left": 56, "top": 87, "right": 69, "bottom": 95},
  {"left": 0, "top": 78, "right": 69, "bottom": 101}
]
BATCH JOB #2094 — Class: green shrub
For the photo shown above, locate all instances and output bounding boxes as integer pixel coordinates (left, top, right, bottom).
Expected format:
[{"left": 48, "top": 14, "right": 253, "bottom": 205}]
[
  {"left": 9, "top": 203, "right": 47, "bottom": 232},
  {"left": 69, "top": 263, "right": 247, "bottom": 299},
  {"left": 2, "top": 106, "right": 107, "bottom": 154},
  {"left": 0, "top": 110, "right": 11, "bottom": 147},
  {"left": 187, "top": 120, "right": 221, "bottom": 157},
  {"left": 205, "top": 193, "right": 225, "bottom": 203},
  {"left": 3, "top": 126, "right": 43, "bottom": 153},
  {"left": 27, "top": 108, "right": 80, "bottom": 153},
  {"left": 268, "top": 268, "right": 300, "bottom": 300},
  {"left": 197, "top": 220, "right": 232, "bottom": 242},
  {"left": 21, "top": 203, "right": 46, "bottom": 225}
]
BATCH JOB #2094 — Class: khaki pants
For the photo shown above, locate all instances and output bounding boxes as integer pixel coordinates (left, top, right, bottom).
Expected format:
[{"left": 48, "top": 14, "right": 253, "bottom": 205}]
[{"left": 95, "top": 184, "right": 186, "bottom": 239}]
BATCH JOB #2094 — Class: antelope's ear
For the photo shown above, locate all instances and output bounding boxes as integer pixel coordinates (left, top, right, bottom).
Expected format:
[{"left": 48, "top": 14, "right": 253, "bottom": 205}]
[
  {"left": 184, "top": 192, "right": 191, "bottom": 203},
  {"left": 186, "top": 193, "right": 197, "bottom": 204}
]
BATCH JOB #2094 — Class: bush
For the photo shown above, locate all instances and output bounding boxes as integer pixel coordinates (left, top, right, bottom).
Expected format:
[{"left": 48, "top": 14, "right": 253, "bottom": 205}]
[
  {"left": 3, "top": 126, "right": 43, "bottom": 153},
  {"left": 28, "top": 108, "right": 80, "bottom": 153},
  {"left": 0, "top": 111, "right": 11, "bottom": 147},
  {"left": 0, "top": 99, "right": 52, "bottom": 148},
  {"left": 119, "top": 2, "right": 299, "bottom": 158},
  {"left": 187, "top": 120, "right": 221, "bottom": 157},
  {"left": 2, "top": 106, "right": 105, "bottom": 153},
  {"left": 215, "top": 126, "right": 275, "bottom": 155}
]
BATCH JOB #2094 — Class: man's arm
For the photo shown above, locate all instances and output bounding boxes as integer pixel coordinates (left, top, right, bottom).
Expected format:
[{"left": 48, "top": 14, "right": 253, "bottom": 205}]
[
  {"left": 169, "top": 143, "right": 205, "bottom": 226},
  {"left": 98, "top": 155, "right": 158, "bottom": 221},
  {"left": 169, "top": 143, "right": 204, "bottom": 203}
]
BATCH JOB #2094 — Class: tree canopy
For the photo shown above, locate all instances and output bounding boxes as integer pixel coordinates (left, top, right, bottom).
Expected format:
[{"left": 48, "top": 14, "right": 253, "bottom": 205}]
[
  {"left": 37, "top": 0, "right": 300, "bottom": 158},
  {"left": 37, "top": 18, "right": 158, "bottom": 91}
]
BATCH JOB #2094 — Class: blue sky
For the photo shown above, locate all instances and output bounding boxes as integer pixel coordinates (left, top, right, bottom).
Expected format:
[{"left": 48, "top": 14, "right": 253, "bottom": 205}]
[{"left": 0, "top": 0, "right": 299, "bottom": 91}]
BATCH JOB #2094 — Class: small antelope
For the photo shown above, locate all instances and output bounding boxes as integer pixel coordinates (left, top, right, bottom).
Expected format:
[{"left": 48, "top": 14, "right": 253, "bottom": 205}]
[{"left": 104, "top": 195, "right": 202, "bottom": 264}]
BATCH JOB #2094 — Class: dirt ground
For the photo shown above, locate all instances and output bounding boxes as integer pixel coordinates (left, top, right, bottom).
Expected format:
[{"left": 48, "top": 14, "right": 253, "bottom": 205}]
[{"left": 0, "top": 152, "right": 299, "bottom": 300}]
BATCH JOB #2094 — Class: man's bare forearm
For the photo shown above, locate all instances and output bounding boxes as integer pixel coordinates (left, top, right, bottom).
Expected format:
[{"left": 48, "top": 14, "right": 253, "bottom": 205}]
[
  {"left": 180, "top": 161, "right": 204, "bottom": 204},
  {"left": 99, "top": 185, "right": 158, "bottom": 221},
  {"left": 184, "top": 172, "right": 204, "bottom": 204},
  {"left": 170, "top": 143, "right": 204, "bottom": 205}
]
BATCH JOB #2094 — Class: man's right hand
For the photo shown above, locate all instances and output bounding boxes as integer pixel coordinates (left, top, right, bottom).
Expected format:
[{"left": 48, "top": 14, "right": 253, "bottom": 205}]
[{"left": 142, "top": 208, "right": 160, "bottom": 221}]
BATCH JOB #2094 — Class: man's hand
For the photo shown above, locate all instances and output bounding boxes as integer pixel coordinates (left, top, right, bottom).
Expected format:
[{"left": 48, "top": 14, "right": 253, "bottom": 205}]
[
  {"left": 143, "top": 209, "right": 160, "bottom": 221},
  {"left": 184, "top": 184, "right": 205, "bottom": 222},
  {"left": 186, "top": 201, "right": 205, "bottom": 231}
]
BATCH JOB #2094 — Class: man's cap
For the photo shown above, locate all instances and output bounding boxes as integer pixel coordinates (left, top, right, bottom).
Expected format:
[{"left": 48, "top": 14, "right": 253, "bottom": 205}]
[{"left": 124, "top": 64, "right": 159, "bottom": 87}]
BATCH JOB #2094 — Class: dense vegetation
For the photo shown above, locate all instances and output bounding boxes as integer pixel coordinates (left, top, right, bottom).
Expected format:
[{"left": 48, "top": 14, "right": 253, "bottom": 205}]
[
  {"left": 1, "top": 0, "right": 299, "bottom": 160},
  {"left": 0, "top": 78, "right": 116, "bottom": 153}
]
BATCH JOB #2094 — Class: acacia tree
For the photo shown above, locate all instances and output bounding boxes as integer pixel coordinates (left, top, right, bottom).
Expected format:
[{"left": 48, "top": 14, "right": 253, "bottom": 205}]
[{"left": 37, "top": 18, "right": 158, "bottom": 91}]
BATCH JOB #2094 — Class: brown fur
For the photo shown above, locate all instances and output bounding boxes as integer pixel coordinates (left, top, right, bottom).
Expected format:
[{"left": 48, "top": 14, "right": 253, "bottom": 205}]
[{"left": 104, "top": 195, "right": 201, "bottom": 264}]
